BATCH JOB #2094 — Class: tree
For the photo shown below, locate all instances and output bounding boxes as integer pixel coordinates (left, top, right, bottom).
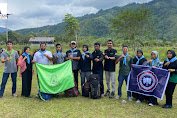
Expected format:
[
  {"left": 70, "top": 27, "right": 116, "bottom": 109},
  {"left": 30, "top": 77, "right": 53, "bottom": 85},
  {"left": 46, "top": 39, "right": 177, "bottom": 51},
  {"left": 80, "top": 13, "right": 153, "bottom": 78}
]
[
  {"left": 62, "top": 13, "right": 80, "bottom": 43},
  {"left": 110, "top": 5, "right": 156, "bottom": 55}
]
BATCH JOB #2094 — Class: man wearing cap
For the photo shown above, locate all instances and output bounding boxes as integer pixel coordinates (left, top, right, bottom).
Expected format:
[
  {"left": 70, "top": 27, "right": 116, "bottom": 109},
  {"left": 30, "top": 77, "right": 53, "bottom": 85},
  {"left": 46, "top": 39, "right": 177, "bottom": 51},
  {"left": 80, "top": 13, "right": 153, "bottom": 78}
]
[{"left": 66, "top": 41, "right": 81, "bottom": 90}]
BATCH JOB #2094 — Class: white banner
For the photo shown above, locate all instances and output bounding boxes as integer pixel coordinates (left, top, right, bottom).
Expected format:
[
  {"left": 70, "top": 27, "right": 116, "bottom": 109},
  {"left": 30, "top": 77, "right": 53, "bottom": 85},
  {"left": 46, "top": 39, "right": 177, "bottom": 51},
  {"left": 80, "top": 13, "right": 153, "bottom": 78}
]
[{"left": 0, "top": 3, "right": 7, "bottom": 19}]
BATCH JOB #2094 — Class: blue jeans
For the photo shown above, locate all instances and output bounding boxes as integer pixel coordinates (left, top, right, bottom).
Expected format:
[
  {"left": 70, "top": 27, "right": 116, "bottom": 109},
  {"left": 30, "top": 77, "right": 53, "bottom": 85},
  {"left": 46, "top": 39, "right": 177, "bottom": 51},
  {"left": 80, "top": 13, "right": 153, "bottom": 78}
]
[
  {"left": 118, "top": 74, "right": 131, "bottom": 98},
  {"left": 93, "top": 70, "right": 104, "bottom": 94},
  {"left": 0, "top": 72, "right": 17, "bottom": 97}
]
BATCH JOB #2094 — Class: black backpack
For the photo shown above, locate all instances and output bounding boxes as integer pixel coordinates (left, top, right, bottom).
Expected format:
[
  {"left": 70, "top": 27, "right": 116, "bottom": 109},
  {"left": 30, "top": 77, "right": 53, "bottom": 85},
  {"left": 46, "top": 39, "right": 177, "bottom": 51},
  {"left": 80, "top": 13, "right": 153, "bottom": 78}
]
[
  {"left": 90, "top": 74, "right": 101, "bottom": 99},
  {"left": 82, "top": 82, "right": 91, "bottom": 97}
]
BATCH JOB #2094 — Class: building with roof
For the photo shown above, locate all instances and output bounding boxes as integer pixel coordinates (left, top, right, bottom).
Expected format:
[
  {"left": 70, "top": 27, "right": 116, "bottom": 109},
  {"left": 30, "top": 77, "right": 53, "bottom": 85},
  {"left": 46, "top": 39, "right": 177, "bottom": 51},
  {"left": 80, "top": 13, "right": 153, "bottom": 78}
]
[{"left": 29, "top": 37, "right": 55, "bottom": 47}]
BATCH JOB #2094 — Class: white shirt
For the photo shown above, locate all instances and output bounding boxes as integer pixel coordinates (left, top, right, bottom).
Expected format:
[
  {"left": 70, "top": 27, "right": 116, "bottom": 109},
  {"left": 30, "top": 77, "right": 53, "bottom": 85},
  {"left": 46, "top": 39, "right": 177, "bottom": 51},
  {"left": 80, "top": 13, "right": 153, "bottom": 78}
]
[{"left": 33, "top": 50, "right": 52, "bottom": 65}]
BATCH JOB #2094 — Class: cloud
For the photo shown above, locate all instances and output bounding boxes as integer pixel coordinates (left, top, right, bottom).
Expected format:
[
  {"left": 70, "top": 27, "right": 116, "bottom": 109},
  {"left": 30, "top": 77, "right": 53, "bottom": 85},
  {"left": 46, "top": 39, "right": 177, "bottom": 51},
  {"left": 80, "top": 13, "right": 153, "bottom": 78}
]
[{"left": 0, "top": 0, "right": 152, "bottom": 30}]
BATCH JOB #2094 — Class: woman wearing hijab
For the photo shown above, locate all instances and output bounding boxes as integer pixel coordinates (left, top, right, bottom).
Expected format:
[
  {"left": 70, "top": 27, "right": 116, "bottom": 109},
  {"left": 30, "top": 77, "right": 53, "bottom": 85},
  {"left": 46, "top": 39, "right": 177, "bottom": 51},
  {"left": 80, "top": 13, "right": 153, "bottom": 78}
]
[
  {"left": 17, "top": 46, "right": 33, "bottom": 98},
  {"left": 146, "top": 51, "right": 160, "bottom": 106},
  {"left": 79, "top": 44, "right": 93, "bottom": 91},
  {"left": 132, "top": 50, "right": 147, "bottom": 103},
  {"left": 148, "top": 51, "right": 160, "bottom": 67},
  {"left": 162, "top": 50, "right": 177, "bottom": 108},
  {"left": 53, "top": 44, "right": 66, "bottom": 64}
]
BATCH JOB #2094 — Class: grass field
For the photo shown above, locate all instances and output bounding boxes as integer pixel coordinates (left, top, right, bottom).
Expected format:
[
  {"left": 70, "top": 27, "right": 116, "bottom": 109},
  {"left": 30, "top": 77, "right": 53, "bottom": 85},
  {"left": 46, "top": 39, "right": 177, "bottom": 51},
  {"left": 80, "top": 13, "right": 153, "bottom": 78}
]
[{"left": 0, "top": 45, "right": 177, "bottom": 118}]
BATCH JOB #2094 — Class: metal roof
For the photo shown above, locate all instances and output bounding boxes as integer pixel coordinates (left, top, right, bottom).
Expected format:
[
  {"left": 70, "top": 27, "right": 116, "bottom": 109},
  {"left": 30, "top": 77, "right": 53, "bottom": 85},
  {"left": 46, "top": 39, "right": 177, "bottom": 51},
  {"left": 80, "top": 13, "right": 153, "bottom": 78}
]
[{"left": 29, "top": 37, "right": 55, "bottom": 42}]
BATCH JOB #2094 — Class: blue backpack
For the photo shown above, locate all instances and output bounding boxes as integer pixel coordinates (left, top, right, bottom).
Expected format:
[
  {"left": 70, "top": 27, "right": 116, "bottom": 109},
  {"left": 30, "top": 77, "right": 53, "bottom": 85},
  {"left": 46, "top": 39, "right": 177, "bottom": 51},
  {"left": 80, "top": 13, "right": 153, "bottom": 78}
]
[{"left": 38, "top": 90, "right": 51, "bottom": 100}]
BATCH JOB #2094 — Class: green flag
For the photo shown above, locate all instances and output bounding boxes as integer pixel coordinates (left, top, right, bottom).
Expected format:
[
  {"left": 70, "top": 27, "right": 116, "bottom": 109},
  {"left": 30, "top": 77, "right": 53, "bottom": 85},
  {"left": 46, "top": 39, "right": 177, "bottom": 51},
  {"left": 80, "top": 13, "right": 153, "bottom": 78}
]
[{"left": 36, "top": 60, "right": 75, "bottom": 94}]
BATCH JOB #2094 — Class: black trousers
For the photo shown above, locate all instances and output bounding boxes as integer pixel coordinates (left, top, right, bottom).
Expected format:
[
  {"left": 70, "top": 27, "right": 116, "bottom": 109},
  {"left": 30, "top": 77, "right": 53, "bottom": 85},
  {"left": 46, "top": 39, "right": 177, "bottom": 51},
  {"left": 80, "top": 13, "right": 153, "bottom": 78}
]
[
  {"left": 73, "top": 70, "right": 78, "bottom": 90},
  {"left": 132, "top": 93, "right": 144, "bottom": 101},
  {"left": 165, "top": 82, "right": 177, "bottom": 105},
  {"left": 148, "top": 96, "right": 158, "bottom": 105},
  {"left": 22, "top": 69, "right": 32, "bottom": 97}
]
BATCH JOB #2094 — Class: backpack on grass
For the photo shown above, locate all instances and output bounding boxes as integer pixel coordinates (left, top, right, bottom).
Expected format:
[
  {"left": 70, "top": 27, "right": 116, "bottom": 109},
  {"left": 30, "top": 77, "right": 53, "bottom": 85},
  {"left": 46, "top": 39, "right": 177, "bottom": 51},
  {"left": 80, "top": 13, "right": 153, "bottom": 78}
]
[
  {"left": 90, "top": 74, "right": 101, "bottom": 99},
  {"left": 82, "top": 82, "right": 91, "bottom": 97}
]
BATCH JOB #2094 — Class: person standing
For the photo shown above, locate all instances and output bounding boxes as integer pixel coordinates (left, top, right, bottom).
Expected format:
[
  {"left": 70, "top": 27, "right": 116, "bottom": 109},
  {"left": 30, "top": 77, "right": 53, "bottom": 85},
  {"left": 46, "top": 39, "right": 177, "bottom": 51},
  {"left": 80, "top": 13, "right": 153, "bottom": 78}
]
[
  {"left": 66, "top": 41, "right": 81, "bottom": 90},
  {"left": 0, "top": 41, "right": 19, "bottom": 97},
  {"left": 115, "top": 45, "right": 133, "bottom": 101},
  {"left": 92, "top": 42, "right": 104, "bottom": 98},
  {"left": 132, "top": 49, "right": 147, "bottom": 103},
  {"left": 53, "top": 44, "right": 66, "bottom": 64},
  {"left": 17, "top": 46, "right": 33, "bottom": 98},
  {"left": 146, "top": 51, "right": 160, "bottom": 106},
  {"left": 79, "top": 44, "right": 93, "bottom": 90},
  {"left": 32, "top": 43, "right": 52, "bottom": 97},
  {"left": 162, "top": 50, "right": 177, "bottom": 109},
  {"left": 104, "top": 40, "right": 117, "bottom": 98}
]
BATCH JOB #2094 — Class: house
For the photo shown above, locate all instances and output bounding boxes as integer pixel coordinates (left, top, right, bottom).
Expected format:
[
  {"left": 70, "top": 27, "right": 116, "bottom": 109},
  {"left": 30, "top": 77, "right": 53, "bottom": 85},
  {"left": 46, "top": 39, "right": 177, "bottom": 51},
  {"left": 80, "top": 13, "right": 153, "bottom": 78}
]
[{"left": 29, "top": 37, "right": 55, "bottom": 47}]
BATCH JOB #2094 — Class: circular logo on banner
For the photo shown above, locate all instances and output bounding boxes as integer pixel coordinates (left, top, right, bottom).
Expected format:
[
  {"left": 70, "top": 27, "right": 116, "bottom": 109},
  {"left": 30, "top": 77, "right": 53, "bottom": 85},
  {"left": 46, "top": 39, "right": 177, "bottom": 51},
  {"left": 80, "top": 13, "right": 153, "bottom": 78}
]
[{"left": 137, "top": 71, "right": 158, "bottom": 92}]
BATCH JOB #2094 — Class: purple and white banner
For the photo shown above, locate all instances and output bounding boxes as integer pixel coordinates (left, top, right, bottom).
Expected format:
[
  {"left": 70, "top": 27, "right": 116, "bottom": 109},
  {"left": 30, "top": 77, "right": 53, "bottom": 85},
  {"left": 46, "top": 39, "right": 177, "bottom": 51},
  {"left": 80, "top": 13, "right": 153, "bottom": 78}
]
[{"left": 127, "top": 64, "right": 170, "bottom": 100}]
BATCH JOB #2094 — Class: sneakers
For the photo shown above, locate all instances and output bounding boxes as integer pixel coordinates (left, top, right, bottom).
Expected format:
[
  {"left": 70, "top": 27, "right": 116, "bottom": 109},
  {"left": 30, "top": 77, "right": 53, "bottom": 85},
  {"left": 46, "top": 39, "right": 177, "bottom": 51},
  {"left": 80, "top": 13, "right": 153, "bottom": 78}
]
[
  {"left": 115, "top": 96, "right": 132, "bottom": 101},
  {"left": 149, "top": 103, "right": 154, "bottom": 106},
  {"left": 162, "top": 104, "right": 172, "bottom": 109},
  {"left": 28, "top": 95, "right": 33, "bottom": 98},
  {"left": 12, "top": 93, "right": 18, "bottom": 97},
  {"left": 35, "top": 94, "right": 39, "bottom": 98},
  {"left": 128, "top": 97, "right": 132, "bottom": 101},
  {"left": 109, "top": 92, "right": 115, "bottom": 98},
  {"left": 136, "top": 100, "right": 141, "bottom": 103},
  {"left": 104, "top": 90, "right": 110, "bottom": 97},
  {"left": 115, "top": 95, "right": 121, "bottom": 99}
]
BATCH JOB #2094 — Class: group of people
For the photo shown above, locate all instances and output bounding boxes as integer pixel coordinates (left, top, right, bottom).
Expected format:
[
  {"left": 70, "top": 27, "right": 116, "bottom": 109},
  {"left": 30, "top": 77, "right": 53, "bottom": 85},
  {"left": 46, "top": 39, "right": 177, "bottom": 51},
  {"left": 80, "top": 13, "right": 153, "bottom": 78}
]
[{"left": 0, "top": 40, "right": 177, "bottom": 109}]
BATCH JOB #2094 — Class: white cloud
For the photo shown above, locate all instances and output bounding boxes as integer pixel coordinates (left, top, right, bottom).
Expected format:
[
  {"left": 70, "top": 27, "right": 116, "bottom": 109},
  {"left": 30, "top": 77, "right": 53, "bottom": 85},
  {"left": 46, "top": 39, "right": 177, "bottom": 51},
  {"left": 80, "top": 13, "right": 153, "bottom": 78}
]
[{"left": 0, "top": 0, "right": 152, "bottom": 30}]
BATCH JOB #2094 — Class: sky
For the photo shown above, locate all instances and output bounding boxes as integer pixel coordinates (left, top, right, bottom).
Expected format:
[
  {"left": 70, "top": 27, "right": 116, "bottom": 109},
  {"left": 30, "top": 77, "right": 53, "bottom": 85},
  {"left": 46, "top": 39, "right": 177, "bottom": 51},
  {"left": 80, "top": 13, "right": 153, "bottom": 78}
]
[{"left": 0, "top": 0, "right": 152, "bottom": 30}]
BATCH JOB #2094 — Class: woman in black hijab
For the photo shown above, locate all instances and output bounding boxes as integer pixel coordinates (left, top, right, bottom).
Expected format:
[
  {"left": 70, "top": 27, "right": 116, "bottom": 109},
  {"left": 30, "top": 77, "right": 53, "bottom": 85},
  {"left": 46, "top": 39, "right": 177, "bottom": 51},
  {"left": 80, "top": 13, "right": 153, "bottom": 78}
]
[
  {"left": 163, "top": 50, "right": 177, "bottom": 108},
  {"left": 17, "top": 46, "right": 33, "bottom": 98},
  {"left": 132, "top": 50, "right": 147, "bottom": 103}
]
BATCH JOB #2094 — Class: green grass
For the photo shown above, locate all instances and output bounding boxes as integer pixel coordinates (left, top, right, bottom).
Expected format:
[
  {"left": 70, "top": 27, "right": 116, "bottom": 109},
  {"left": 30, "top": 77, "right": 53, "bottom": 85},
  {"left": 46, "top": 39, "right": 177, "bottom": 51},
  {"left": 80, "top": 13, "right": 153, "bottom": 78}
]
[{"left": 0, "top": 45, "right": 177, "bottom": 118}]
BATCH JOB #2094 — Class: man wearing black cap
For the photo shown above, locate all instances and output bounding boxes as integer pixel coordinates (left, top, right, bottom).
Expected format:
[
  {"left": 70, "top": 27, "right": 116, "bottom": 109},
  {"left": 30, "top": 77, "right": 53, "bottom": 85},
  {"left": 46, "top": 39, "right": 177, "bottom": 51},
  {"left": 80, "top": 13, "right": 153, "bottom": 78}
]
[
  {"left": 66, "top": 41, "right": 81, "bottom": 90},
  {"left": 79, "top": 45, "right": 93, "bottom": 90}
]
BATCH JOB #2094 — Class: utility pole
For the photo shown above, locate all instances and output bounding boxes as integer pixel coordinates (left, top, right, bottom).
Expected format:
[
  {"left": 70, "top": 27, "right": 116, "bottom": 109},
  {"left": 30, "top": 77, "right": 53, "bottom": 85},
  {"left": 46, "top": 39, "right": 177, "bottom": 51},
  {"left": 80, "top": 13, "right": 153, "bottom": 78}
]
[{"left": 6, "top": 15, "right": 8, "bottom": 41}]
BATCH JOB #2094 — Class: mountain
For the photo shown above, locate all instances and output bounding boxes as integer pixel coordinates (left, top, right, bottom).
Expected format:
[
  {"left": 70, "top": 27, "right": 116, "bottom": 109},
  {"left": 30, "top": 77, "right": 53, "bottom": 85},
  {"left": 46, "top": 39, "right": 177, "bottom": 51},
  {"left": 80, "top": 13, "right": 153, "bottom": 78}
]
[
  {"left": 15, "top": 0, "right": 177, "bottom": 40},
  {"left": 0, "top": 27, "right": 9, "bottom": 33}
]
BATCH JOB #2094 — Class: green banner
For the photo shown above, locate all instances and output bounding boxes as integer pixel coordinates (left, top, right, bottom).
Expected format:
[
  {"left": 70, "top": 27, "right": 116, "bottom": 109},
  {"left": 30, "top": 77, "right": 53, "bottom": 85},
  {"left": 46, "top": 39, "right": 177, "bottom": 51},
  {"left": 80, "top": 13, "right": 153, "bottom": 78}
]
[{"left": 36, "top": 60, "right": 75, "bottom": 94}]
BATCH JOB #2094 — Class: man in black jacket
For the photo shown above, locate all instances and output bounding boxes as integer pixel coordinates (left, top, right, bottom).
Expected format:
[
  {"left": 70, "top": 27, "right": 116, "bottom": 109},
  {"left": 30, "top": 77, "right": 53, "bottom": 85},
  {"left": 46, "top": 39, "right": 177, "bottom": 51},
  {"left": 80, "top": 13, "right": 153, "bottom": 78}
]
[{"left": 92, "top": 42, "right": 104, "bottom": 98}]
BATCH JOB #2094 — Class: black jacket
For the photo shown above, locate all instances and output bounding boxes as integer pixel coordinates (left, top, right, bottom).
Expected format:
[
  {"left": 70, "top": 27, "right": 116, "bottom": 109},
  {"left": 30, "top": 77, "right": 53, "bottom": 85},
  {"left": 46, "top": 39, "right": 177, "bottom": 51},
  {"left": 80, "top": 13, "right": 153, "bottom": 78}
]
[
  {"left": 92, "top": 50, "right": 104, "bottom": 71},
  {"left": 163, "top": 60, "right": 177, "bottom": 77},
  {"left": 104, "top": 49, "right": 117, "bottom": 72},
  {"left": 133, "top": 57, "right": 147, "bottom": 65},
  {"left": 79, "top": 53, "right": 93, "bottom": 72}
]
